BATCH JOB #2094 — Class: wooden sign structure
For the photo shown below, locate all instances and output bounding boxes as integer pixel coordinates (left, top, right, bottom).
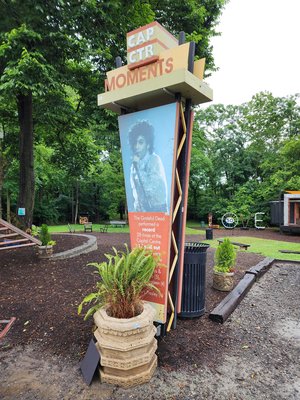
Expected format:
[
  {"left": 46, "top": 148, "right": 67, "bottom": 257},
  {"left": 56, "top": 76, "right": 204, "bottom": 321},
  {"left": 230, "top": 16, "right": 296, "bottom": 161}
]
[{"left": 98, "top": 21, "right": 213, "bottom": 333}]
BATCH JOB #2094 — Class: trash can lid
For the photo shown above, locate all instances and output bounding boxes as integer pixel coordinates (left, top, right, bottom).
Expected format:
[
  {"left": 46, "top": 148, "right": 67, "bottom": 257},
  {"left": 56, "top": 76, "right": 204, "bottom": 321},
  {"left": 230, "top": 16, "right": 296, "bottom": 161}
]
[{"left": 184, "top": 242, "right": 210, "bottom": 253}]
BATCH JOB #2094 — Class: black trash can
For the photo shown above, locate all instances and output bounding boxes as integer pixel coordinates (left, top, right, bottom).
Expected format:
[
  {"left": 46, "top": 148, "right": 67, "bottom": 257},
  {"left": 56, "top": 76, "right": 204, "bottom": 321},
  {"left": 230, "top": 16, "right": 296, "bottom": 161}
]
[
  {"left": 179, "top": 242, "right": 210, "bottom": 318},
  {"left": 206, "top": 228, "right": 213, "bottom": 240}
]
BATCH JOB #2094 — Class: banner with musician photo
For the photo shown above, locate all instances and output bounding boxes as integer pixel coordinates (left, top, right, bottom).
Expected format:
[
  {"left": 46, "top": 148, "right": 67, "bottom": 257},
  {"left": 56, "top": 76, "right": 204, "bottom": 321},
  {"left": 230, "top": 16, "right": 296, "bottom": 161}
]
[{"left": 118, "top": 102, "right": 179, "bottom": 323}]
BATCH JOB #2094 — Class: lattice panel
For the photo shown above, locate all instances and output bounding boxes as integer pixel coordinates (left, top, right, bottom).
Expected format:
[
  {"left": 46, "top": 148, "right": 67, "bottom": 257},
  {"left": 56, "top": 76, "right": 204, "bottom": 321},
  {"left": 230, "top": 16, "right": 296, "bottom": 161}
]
[
  {"left": 0, "top": 218, "right": 41, "bottom": 250},
  {"left": 167, "top": 101, "right": 188, "bottom": 332}
]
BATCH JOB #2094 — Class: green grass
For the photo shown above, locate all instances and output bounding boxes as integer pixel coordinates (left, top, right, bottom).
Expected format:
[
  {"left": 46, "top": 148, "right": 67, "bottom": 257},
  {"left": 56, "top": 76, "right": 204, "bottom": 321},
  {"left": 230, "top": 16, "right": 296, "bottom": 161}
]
[
  {"left": 48, "top": 224, "right": 299, "bottom": 261},
  {"left": 202, "top": 236, "right": 300, "bottom": 262},
  {"left": 48, "top": 223, "right": 203, "bottom": 235},
  {"left": 185, "top": 227, "right": 205, "bottom": 235},
  {"left": 186, "top": 220, "right": 207, "bottom": 230},
  {"left": 48, "top": 223, "right": 130, "bottom": 234}
]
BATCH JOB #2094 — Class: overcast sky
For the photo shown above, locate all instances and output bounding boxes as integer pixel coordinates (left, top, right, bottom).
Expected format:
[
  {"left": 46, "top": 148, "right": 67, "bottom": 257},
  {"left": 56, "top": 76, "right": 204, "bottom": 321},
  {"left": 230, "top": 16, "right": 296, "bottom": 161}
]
[{"left": 204, "top": 0, "right": 300, "bottom": 106}]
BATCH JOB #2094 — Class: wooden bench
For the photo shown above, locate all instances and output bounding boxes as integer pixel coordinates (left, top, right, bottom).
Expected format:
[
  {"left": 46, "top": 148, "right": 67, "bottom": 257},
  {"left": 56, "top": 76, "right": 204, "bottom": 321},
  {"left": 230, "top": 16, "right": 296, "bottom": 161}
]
[
  {"left": 84, "top": 222, "right": 93, "bottom": 232},
  {"left": 99, "top": 224, "right": 108, "bottom": 233},
  {"left": 279, "top": 250, "right": 300, "bottom": 254},
  {"left": 109, "top": 220, "right": 126, "bottom": 228},
  {"left": 217, "top": 239, "right": 250, "bottom": 250}
]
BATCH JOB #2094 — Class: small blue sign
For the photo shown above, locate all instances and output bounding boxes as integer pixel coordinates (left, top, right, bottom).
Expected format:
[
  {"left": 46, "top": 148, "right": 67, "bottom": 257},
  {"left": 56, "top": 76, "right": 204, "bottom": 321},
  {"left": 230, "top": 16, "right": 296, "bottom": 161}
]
[{"left": 18, "top": 208, "right": 26, "bottom": 216}]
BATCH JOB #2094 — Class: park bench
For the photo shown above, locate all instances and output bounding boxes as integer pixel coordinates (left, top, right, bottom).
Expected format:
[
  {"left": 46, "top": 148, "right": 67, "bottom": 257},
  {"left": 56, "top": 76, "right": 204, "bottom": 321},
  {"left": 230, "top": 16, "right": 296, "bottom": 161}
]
[
  {"left": 109, "top": 220, "right": 126, "bottom": 228},
  {"left": 99, "top": 224, "right": 109, "bottom": 233},
  {"left": 84, "top": 222, "right": 93, "bottom": 232},
  {"left": 279, "top": 250, "right": 300, "bottom": 254},
  {"left": 217, "top": 239, "right": 250, "bottom": 251}
]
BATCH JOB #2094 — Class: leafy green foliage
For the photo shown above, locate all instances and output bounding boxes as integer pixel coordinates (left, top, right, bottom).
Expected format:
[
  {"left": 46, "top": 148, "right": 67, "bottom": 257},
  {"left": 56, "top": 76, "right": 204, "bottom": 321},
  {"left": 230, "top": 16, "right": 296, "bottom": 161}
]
[
  {"left": 214, "top": 238, "right": 236, "bottom": 273},
  {"left": 1, "top": 2, "right": 298, "bottom": 227},
  {"left": 150, "top": 0, "right": 226, "bottom": 73},
  {"left": 192, "top": 92, "right": 300, "bottom": 224},
  {"left": 39, "top": 223, "right": 53, "bottom": 246},
  {"left": 78, "top": 245, "right": 161, "bottom": 320},
  {"left": 0, "top": 0, "right": 226, "bottom": 224}
]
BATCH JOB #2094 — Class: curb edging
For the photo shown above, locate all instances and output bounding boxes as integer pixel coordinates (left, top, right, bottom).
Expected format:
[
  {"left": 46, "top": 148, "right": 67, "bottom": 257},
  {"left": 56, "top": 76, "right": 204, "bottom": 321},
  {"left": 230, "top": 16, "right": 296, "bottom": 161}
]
[
  {"left": 51, "top": 234, "right": 97, "bottom": 259},
  {"left": 209, "top": 257, "right": 274, "bottom": 324}
]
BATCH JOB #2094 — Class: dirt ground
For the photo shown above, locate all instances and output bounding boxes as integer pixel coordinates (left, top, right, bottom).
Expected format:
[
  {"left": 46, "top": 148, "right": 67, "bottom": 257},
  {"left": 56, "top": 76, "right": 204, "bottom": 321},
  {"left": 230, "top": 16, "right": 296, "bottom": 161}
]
[{"left": 0, "top": 228, "right": 299, "bottom": 399}]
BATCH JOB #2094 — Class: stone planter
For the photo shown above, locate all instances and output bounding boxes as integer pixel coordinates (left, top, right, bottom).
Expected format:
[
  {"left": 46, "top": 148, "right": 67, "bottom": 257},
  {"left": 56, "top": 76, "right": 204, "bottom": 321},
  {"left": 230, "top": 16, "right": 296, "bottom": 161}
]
[
  {"left": 213, "top": 271, "right": 234, "bottom": 291},
  {"left": 93, "top": 302, "right": 157, "bottom": 388},
  {"left": 37, "top": 245, "right": 53, "bottom": 259}
]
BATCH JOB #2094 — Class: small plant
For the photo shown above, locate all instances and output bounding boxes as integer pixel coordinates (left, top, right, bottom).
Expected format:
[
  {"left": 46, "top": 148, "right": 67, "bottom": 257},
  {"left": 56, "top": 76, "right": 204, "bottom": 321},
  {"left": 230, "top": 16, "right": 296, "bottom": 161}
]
[
  {"left": 214, "top": 238, "right": 236, "bottom": 273},
  {"left": 78, "top": 245, "right": 160, "bottom": 320},
  {"left": 39, "top": 224, "right": 56, "bottom": 247},
  {"left": 31, "top": 225, "right": 39, "bottom": 237}
]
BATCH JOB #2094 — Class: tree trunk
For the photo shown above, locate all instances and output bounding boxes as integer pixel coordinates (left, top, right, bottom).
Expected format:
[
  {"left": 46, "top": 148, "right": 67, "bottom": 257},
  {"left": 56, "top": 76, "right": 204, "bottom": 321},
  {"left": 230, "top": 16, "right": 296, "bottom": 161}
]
[
  {"left": 74, "top": 180, "right": 79, "bottom": 224},
  {"left": 71, "top": 187, "right": 74, "bottom": 224},
  {"left": 0, "top": 153, "right": 3, "bottom": 220},
  {"left": 17, "top": 92, "right": 35, "bottom": 229},
  {"left": 0, "top": 184, "right": 2, "bottom": 220},
  {"left": 94, "top": 184, "right": 100, "bottom": 222},
  {"left": 7, "top": 189, "right": 11, "bottom": 223}
]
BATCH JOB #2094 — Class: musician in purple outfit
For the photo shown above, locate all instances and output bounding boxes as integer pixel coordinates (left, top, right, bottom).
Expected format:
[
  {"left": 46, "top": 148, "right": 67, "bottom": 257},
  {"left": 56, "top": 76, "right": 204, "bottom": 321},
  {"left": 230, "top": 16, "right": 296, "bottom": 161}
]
[{"left": 128, "top": 120, "right": 168, "bottom": 213}]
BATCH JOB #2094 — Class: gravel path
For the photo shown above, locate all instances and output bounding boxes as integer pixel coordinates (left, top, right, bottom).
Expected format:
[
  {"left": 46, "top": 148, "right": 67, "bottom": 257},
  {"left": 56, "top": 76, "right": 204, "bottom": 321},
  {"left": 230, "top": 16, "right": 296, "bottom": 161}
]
[{"left": 1, "top": 261, "right": 299, "bottom": 399}]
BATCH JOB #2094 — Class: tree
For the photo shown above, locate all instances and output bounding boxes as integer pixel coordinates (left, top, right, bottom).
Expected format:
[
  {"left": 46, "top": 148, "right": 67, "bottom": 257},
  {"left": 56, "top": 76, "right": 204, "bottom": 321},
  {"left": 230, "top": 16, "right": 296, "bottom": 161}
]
[
  {"left": 193, "top": 92, "right": 300, "bottom": 223},
  {"left": 197, "top": 104, "right": 259, "bottom": 200},
  {"left": 188, "top": 113, "right": 213, "bottom": 219},
  {"left": 0, "top": 0, "right": 226, "bottom": 227},
  {"left": 266, "top": 137, "right": 300, "bottom": 195},
  {"left": 0, "top": 3, "right": 82, "bottom": 227},
  {"left": 150, "top": 0, "right": 226, "bottom": 72}
]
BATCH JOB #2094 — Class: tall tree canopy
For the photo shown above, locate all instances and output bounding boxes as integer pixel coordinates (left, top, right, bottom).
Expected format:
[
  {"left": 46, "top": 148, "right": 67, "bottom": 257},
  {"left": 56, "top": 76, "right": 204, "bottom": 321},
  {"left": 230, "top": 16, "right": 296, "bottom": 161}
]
[
  {"left": 191, "top": 92, "right": 300, "bottom": 225},
  {"left": 0, "top": 0, "right": 225, "bottom": 227}
]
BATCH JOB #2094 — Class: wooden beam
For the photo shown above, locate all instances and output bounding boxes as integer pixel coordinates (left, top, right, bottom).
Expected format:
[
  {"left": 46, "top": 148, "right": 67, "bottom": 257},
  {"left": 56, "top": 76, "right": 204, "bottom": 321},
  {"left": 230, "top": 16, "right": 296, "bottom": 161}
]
[
  {"left": 0, "top": 317, "right": 16, "bottom": 339},
  {"left": 0, "top": 242, "right": 37, "bottom": 250},
  {"left": 0, "top": 238, "right": 30, "bottom": 246},
  {"left": 0, "top": 218, "right": 41, "bottom": 245},
  {"left": 0, "top": 233, "right": 19, "bottom": 238},
  {"left": 245, "top": 258, "right": 274, "bottom": 280},
  {"left": 209, "top": 273, "right": 256, "bottom": 324},
  {"left": 209, "top": 259, "right": 274, "bottom": 324}
]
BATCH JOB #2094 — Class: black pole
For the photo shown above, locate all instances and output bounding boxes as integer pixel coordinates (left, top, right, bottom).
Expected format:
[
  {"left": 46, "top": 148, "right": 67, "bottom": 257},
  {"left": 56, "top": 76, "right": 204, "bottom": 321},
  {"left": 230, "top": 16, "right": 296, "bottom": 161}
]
[
  {"left": 179, "top": 31, "right": 185, "bottom": 45},
  {"left": 171, "top": 42, "right": 195, "bottom": 329},
  {"left": 115, "top": 56, "right": 122, "bottom": 68},
  {"left": 188, "top": 42, "right": 195, "bottom": 73},
  {"left": 115, "top": 56, "right": 127, "bottom": 114}
]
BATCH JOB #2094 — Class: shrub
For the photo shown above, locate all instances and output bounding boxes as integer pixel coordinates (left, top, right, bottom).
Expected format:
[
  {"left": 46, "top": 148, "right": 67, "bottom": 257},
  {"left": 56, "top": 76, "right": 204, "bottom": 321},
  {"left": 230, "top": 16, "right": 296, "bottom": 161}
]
[
  {"left": 78, "top": 245, "right": 160, "bottom": 320},
  {"left": 214, "top": 238, "right": 236, "bottom": 273},
  {"left": 39, "top": 224, "right": 55, "bottom": 246}
]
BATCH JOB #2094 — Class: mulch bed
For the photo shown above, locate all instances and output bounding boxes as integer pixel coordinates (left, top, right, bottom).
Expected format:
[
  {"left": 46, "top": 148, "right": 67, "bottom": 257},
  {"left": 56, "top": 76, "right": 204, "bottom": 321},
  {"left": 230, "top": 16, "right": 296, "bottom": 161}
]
[{"left": 0, "top": 228, "right": 298, "bottom": 370}]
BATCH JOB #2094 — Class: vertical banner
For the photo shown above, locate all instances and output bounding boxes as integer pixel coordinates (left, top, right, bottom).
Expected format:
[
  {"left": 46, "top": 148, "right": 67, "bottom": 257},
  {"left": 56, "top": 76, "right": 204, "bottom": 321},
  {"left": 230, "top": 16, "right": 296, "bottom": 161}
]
[{"left": 118, "top": 102, "right": 179, "bottom": 323}]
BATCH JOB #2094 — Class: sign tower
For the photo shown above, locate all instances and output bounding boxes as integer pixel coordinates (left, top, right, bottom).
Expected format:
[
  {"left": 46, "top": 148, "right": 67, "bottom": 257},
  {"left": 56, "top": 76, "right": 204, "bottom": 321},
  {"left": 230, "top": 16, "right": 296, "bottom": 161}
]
[{"left": 98, "top": 21, "right": 213, "bottom": 333}]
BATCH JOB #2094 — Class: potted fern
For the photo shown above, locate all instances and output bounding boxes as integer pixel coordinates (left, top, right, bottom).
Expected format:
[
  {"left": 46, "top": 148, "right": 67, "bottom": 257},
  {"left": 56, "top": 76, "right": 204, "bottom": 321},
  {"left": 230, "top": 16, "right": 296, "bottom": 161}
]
[
  {"left": 36, "top": 224, "right": 56, "bottom": 258},
  {"left": 78, "top": 245, "right": 160, "bottom": 388},
  {"left": 213, "top": 238, "right": 236, "bottom": 291}
]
